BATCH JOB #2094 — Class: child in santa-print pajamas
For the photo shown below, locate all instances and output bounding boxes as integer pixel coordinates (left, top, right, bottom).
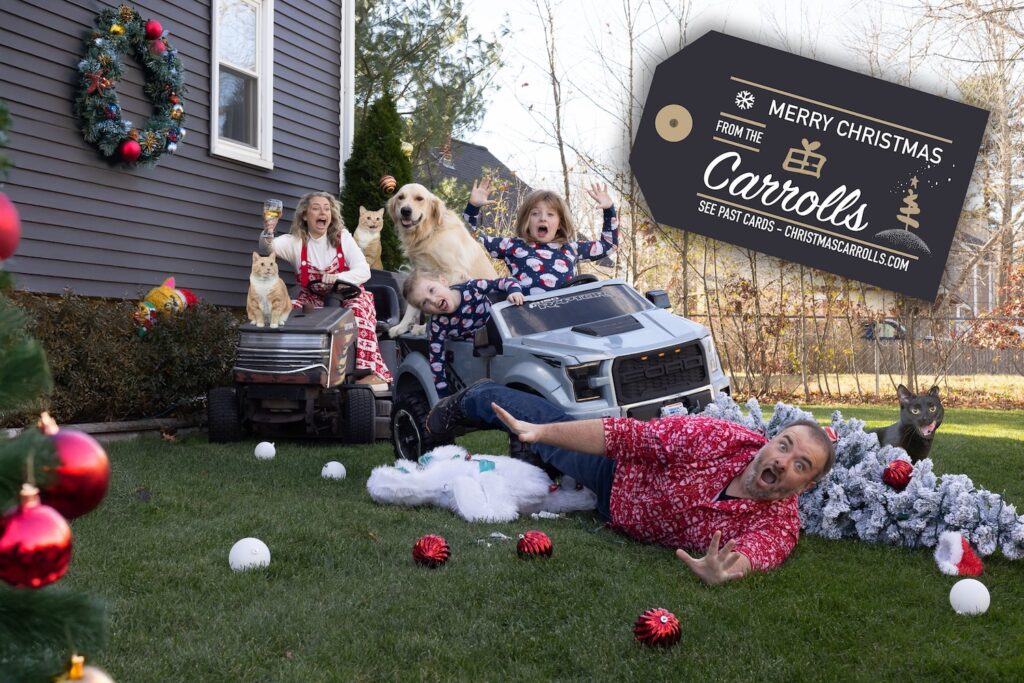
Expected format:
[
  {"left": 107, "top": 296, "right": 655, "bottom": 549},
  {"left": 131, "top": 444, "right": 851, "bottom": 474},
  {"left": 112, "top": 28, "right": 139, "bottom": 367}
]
[
  {"left": 401, "top": 270, "right": 524, "bottom": 397},
  {"left": 462, "top": 180, "right": 618, "bottom": 295}
]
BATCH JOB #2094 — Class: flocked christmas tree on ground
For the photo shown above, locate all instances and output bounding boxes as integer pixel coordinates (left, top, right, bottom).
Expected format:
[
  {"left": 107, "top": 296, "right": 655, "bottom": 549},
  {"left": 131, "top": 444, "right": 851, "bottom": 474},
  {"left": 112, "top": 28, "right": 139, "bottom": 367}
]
[
  {"left": 0, "top": 100, "right": 115, "bottom": 682},
  {"left": 340, "top": 93, "right": 412, "bottom": 271}
]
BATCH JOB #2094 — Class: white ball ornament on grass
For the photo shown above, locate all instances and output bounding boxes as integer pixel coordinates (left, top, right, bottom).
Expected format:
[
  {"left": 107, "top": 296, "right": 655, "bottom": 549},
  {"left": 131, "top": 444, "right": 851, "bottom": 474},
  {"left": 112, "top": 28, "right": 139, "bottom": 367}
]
[
  {"left": 229, "top": 537, "right": 271, "bottom": 571},
  {"left": 254, "top": 441, "right": 276, "bottom": 460},
  {"left": 949, "top": 578, "right": 990, "bottom": 615},
  {"left": 321, "top": 461, "right": 346, "bottom": 480}
]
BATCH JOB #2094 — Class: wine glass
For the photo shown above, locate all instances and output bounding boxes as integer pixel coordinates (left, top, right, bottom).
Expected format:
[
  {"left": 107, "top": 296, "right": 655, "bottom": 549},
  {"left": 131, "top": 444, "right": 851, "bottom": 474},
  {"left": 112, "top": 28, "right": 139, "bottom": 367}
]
[{"left": 263, "top": 198, "right": 283, "bottom": 221}]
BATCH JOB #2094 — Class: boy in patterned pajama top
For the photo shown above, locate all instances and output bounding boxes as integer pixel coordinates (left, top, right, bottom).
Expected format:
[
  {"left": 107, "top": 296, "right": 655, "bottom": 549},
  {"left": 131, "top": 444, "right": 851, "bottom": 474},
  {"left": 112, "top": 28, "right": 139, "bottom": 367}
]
[{"left": 402, "top": 271, "right": 524, "bottom": 398}]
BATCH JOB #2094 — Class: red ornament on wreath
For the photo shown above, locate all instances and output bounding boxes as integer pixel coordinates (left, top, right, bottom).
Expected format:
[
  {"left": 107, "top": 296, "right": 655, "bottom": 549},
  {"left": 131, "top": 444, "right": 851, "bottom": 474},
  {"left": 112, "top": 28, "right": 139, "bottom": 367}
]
[
  {"left": 0, "top": 484, "right": 73, "bottom": 588},
  {"left": 144, "top": 19, "right": 163, "bottom": 40},
  {"left": 633, "top": 607, "right": 681, "bottom": 647},
  {"left": 38, "top": 413, "right": 110, "bottom": 519},
  {"left": 517, "top": 530, "right": 553, "bottom": 559},
  {"left": 883, "top": 459, "right": 913, "bottom": 491},
  {"left": 0, "top": 192, "right": 22, "bottom": 261},
  {"left": 412, "top": 534, "right": 450, "bottom": 568},
  {"left": 150, "top": 39, "right": 166, "bottom": 56},
  {"left": 119, "top": 139, "right": 141, "bottom": 163}
]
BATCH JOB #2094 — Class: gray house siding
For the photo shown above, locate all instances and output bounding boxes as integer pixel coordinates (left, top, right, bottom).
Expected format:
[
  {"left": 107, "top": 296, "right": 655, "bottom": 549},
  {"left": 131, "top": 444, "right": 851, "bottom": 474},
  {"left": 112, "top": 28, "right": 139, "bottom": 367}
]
[{"left": 0, "top": 0, "right": 343, "bottom": 306}]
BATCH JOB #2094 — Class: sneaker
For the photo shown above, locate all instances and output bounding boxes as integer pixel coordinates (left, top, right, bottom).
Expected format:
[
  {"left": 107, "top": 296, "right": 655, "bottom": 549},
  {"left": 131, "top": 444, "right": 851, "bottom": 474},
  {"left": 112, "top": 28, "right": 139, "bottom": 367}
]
[{"left": 426, "top": 379, "right": 494, "bottom": 435}]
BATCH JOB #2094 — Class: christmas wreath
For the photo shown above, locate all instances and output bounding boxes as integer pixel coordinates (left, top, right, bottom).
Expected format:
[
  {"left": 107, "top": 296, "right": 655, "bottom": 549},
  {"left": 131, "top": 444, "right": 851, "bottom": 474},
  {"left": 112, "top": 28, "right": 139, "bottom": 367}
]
[{"left": 74, "top": 4, "right": 186, "bottom": 166}]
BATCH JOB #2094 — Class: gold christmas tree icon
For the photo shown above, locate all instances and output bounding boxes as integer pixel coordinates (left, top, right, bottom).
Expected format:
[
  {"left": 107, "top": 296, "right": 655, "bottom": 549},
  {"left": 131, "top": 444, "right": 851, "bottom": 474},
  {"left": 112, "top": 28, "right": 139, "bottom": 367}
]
[
  {"left": 782, "top": 139, "right": 827, "bottom": 178},
  {"left": 896, "top": 176, "right": 921, "bottom": 229},
  {"left": 872, "top": 174, "right": 931, "bottom": 257}
]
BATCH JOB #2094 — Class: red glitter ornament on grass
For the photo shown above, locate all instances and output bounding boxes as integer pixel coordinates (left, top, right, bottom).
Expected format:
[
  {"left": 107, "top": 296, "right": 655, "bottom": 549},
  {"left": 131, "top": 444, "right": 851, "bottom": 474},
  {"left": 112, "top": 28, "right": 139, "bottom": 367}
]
[
  {"left": 38, "top": 413, "right": 110, "bottom": 519},
  {"left": 0, "top": 484, "right": 72, "bottom": 588},
  {"left": 412, "top": 534, "right": 450, "bottom": 568},
  {"left": 517, "top": 530, "right": 553, "bottom": 559},
  {"left": 633, "top": 607, "right": 681, "bottom": 647},
  {"left": 882, "top": 460, "right": 913, "bottom": 491}
]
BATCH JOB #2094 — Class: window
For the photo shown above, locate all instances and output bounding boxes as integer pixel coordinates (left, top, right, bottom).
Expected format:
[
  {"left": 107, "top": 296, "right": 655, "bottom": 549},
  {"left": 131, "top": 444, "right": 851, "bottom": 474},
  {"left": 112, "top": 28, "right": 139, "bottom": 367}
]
[{"left": 211, "top": 0, "right": 274, "bottom": 168}]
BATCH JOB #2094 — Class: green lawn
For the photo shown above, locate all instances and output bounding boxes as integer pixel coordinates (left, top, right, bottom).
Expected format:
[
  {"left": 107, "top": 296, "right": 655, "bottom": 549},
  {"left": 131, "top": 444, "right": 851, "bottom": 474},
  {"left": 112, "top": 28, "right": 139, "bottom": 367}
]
[{"left": 64, "top": 406, "right": 1024, "bottom": 681}]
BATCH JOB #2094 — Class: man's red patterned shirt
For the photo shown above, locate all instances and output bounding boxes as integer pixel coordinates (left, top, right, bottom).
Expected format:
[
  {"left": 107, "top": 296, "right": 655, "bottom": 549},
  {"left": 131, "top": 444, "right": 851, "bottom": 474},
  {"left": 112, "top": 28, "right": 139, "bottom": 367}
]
[{"left": 602, "top": 415, "right": 800, "bottom": 571}]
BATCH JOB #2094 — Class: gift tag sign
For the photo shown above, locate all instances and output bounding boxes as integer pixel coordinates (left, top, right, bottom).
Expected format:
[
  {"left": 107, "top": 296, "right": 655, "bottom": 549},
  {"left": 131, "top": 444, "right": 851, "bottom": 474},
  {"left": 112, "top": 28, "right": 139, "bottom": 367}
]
[{"left": 630, "top": 31, "right": 988, "bottom": 301}]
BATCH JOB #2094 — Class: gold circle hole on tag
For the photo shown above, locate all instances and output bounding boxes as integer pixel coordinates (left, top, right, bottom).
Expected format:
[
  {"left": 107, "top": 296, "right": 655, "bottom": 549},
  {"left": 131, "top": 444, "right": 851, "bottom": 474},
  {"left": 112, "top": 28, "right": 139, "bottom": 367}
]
[{"left": 655, "top": 104, "right": 693, "bottom": 142}]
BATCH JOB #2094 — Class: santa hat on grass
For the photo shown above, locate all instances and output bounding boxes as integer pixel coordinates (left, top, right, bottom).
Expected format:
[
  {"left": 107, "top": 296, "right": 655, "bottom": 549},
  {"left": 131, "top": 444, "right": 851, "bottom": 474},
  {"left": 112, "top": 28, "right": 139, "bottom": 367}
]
[{"left": 935, "top": 531, "right": 984, "bottom": 576}]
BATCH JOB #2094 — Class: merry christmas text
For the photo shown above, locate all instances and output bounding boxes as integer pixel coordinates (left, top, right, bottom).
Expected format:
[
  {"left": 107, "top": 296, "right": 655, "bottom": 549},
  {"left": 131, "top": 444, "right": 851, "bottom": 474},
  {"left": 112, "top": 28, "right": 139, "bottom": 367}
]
[{"left": 768, "top": 99, "right": 944, "bottom": 164}]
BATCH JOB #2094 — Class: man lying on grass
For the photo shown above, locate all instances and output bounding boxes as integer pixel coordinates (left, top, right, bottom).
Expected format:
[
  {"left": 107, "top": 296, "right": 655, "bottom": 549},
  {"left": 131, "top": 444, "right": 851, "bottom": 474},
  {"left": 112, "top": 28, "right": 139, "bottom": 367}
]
[{"left": 427, "top": 381, "right": 836, "bottom": 585}]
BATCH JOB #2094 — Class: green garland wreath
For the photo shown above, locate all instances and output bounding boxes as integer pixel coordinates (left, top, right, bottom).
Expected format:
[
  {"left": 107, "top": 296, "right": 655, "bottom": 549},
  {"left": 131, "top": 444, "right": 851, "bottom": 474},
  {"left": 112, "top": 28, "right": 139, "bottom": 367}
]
[{"left": 74, "top": 4, "right": 186, "bottom": 166}]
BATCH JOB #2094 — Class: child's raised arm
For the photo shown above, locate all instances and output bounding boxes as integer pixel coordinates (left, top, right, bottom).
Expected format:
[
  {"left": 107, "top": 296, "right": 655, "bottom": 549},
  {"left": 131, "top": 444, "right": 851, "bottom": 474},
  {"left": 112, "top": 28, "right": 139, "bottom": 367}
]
[
  {"left": 463, "top": 177, "right": 514, "bottom": 259},
  {"left": 576, "top": 183, "right": 618, "bottom": 261}
]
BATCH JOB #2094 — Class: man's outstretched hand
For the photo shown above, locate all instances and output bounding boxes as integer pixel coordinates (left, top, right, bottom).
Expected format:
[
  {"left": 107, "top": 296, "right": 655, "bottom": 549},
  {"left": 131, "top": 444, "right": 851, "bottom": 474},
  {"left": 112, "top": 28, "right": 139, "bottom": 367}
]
[
  {"left": 491, "top": 403, "right": 542, "bottom": 443},
  {"left": 676, "top": 531, "right": 751, "bottom": 585}
]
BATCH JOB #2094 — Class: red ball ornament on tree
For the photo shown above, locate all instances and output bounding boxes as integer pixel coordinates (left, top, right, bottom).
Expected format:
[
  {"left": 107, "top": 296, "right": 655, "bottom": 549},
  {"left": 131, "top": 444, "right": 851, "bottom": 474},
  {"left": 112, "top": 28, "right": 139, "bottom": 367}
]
[
  {"left": 150, "top": 39, "right": 167, "bottom": 56},
  {"left": 517, "top": 530, "right": 553, "bottom": 559},
  {"left": 883, "top": 459, "right": 913, "bottom": 491},
  {"left": 633, "top": 607, "right": 681, "bottom": 647},
  {"left": 144, "top": 19, "right": 163, "bottom": 40},
  {"left": 412, "top": 534, "right": 450, "bottom": 568},
  {"left": 0, "top": 191, "right": 22, "bottom": 261},
  {"left": 0, "top": 484, "right": 73, "bottom": 588},
  {"left": 38, "top": 413, "right": 110, "bottom": 519},
  {"left": 379, "top": 175, "right": 397, "bottom": 194},
  {"left": 119, "top": 139, "right": 141, "bottom": 163}
]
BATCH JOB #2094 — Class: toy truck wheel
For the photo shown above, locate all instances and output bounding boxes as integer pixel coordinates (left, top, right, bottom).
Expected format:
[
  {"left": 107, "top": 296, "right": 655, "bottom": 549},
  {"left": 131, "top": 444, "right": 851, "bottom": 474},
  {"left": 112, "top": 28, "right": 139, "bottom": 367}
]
[
  {"left": 391, "top": 390, "right": 450, "bottom": 460},
  {"left": 207, "top": 387, "right": 241, "bottom": 443},
  {"left": 342, "top": 387, "right": 376, "bottom": 444}
]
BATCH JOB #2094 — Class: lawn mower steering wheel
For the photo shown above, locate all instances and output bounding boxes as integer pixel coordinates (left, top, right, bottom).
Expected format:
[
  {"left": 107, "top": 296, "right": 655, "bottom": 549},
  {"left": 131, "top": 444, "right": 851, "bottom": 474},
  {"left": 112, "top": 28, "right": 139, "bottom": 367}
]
[
  {"left": 558, "top": 273, "right": 599, "bottom": 289},
  {"left": 307, "top": 279, "right": 362, "bottom": 306}
]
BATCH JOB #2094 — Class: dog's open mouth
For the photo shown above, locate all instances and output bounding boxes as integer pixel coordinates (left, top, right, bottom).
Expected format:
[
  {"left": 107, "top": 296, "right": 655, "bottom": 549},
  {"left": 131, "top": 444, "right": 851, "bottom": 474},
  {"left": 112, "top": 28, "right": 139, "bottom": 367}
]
[
  {"left": 399, "top": 215, "right": 421, "bottom": 229},
  {"left": 919, "top": 421, "right": 938, "bottom": 438}
]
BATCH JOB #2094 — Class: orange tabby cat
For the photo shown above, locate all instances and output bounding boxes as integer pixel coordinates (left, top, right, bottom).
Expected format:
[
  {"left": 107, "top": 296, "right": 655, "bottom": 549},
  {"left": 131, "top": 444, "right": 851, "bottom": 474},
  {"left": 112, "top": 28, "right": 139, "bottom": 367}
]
[
  {"left": 354, "top": 206, "right": 384, "bottom": 270},
  {"left": 247, "top": 252, "right": 291, "bottom": 328}
]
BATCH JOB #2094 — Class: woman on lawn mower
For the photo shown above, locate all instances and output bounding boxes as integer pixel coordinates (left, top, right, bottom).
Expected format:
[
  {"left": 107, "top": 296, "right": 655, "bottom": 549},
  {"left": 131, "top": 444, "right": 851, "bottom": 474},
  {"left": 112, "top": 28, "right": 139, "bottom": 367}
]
[{"left": 259, "top": 191, "right": 391, "bottom": 392}]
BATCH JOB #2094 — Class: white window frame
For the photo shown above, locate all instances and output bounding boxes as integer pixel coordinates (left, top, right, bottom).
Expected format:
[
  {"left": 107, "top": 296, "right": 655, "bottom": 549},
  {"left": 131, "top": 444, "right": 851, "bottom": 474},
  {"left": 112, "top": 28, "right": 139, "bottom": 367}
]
[{"left": 210, "top": 0, "right": 274, "bottom": 168}]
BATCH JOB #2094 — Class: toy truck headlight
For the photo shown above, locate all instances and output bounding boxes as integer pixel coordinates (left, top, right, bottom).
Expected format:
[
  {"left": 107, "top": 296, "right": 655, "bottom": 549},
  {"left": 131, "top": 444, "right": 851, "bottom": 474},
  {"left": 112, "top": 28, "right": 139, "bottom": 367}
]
[
  {"left": 701, "top": 335, "right": 722, "bottom": 375},
  {"left": 566, "top": 361, "right": 602, "bottom": 402}
]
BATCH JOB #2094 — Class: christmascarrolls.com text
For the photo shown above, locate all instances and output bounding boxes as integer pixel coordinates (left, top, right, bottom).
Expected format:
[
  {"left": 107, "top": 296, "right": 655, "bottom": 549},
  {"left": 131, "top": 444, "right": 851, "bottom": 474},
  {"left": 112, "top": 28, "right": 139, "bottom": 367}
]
[{"left": 783, "top": 225, "right": 911, "bottom": 271}]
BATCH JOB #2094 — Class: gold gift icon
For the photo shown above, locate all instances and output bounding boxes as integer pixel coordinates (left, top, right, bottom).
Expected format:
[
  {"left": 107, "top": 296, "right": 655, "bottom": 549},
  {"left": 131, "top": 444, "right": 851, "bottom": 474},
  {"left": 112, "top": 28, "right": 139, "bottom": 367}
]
[{"left": 783, "top": 139, "right": 827, "bottom": 178}]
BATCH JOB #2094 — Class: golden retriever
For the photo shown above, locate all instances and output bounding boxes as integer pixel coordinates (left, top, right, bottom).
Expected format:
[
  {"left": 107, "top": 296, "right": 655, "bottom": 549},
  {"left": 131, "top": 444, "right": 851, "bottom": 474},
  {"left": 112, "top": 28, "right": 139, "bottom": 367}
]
[{"left": 387, "top": 183, "right": 497, "bottom": 336}]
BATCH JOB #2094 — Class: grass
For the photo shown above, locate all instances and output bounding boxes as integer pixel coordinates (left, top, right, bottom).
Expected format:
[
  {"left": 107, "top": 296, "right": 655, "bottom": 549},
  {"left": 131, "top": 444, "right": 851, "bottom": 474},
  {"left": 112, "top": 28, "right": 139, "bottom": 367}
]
[{"left": 63, "top": 405, "right": 1024, "bottom": 681}]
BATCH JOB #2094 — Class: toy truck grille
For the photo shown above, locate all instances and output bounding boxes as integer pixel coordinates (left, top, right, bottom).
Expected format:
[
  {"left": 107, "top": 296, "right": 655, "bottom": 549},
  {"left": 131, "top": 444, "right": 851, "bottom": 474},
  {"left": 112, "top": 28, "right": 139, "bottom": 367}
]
[
  {"left": 612, "top": 341, "right": 707, "bottom": 405},
  {"left": 232, "top": 309, "right": 356, "bottom": 388}
]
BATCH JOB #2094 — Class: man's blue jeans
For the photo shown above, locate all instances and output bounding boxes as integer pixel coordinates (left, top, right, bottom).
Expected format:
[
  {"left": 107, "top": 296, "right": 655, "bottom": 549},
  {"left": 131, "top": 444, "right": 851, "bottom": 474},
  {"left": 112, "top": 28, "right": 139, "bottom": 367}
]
[{"left": 461, "top": 382, "right": 615, "bottom": 520}]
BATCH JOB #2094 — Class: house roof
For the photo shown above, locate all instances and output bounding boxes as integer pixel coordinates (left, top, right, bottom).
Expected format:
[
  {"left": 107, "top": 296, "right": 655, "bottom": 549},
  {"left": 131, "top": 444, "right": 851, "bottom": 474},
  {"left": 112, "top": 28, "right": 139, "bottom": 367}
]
[{"left": 418, "top": 139, "right": 533, "bottom": 227}]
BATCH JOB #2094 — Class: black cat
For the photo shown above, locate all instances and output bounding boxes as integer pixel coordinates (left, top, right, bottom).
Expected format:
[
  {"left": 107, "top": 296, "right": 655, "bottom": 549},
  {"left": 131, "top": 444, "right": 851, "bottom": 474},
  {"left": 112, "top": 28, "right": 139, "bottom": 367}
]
[{"left": 868, "top": 384, "right": 944, "bottom": 462}]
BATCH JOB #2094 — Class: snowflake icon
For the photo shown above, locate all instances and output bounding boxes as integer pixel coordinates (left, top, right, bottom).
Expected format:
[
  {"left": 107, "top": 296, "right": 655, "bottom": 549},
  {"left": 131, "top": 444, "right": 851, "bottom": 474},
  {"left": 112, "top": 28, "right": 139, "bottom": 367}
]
[{"left": 735, "top": 90, "right": 755, "bottom": 110}]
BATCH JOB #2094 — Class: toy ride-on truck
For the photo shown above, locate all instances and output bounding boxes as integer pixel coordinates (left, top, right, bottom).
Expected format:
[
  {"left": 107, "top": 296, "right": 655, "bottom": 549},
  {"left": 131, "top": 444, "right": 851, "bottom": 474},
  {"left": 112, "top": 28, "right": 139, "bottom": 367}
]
[
  {"left": 207, "top": 275, "right": 404, "bottom": 443},
  {"left": 390, "top": 275, "right": 731, "bottom": 459}
]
